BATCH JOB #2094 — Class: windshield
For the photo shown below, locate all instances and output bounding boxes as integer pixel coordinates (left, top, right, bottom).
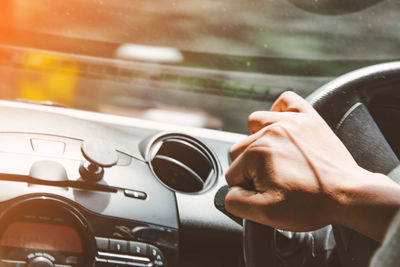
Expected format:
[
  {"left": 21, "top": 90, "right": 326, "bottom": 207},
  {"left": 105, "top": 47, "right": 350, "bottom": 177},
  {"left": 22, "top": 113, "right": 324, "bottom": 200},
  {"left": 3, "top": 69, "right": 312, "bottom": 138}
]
[{"left": 0, "top": 0, "right": 399, "bottom": 133}]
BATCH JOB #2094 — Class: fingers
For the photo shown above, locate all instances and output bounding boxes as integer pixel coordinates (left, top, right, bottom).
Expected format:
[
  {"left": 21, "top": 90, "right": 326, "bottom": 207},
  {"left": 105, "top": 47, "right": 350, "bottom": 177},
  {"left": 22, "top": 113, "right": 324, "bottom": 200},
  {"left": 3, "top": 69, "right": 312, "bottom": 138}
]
[
  {"left": 225, "top": 186, "right": 278, "bottom": 224},
  {"left": 248, "top": 111, "right": 289, "bottom": 135},
  {"left": 247, "top": 92, "right": 317, "bottom": 135},
  {"left": 225, "top": 186, "right": 260, "bottom": 219},
  {"left": 271, "top": 91, "right": 316, "bottom": 115},
  {"left": 226, "top": 150, "right": 250, "bottom": 187},
  {"left": 230, "top": 123, "right": 275, "bottom": 162},
  {"left": 227, "top": 134, "right": 276, "bottom": 187},
  {"left": 225, "top": 91, "right": 313, "bottom": 222}
]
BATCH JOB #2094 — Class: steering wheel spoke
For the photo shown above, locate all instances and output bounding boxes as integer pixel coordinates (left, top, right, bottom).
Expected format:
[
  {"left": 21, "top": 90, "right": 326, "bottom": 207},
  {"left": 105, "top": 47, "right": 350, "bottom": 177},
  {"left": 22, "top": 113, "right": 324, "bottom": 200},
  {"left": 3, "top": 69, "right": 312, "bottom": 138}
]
[
  {"left": 244, "top": 221, "right": 276, "bottom": 267},
  {"left": 335, "top": 102, "right": 399, "bottom": 174}
]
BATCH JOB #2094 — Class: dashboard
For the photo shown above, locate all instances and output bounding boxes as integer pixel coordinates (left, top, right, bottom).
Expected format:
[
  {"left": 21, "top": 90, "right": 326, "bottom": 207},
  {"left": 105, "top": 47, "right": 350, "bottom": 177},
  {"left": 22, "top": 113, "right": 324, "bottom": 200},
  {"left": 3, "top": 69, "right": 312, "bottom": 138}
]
[
  {"left": 0, "top": 100, "right": 244, "bottom": 267},
  {"left": 0, "top": 0, "right": 399, "bottom": 266}
]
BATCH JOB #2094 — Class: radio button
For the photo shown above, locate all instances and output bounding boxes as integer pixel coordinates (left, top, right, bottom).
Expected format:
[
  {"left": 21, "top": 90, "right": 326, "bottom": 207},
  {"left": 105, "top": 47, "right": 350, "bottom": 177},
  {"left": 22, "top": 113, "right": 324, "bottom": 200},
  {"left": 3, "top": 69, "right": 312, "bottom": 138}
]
[
  {"left": 128, "top": 241, "right": 147, "bottom": 257},
  {"left": 96, "top": 237, "right": 110, "bottom": 251},
  {"left": 147, "top": 245, "right": 164, "bottom": 267},
  {"left": 27, "top": 256, "right": 53, "bottom": 267},
  {"left": 109, "top": 239, "right": 128, "bottom": 253}
]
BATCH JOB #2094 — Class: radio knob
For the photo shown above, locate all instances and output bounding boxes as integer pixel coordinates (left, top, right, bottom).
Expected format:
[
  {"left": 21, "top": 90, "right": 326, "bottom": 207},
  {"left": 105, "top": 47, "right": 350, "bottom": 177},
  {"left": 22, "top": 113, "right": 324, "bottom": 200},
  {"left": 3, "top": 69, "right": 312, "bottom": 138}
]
[
  {"left": 80, "top": 140, "right": 118, "bottom": 182},
  {"left": 28, "top": 256, "right": 54, "bottom": 267}
]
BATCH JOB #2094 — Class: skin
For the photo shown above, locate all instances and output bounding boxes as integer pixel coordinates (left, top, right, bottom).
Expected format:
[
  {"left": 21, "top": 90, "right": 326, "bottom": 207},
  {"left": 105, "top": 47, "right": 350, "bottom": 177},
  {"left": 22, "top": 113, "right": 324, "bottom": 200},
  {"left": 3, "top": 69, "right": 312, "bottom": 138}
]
[{"left": 225, "top": 91, "right": 400, "bottom": 242}]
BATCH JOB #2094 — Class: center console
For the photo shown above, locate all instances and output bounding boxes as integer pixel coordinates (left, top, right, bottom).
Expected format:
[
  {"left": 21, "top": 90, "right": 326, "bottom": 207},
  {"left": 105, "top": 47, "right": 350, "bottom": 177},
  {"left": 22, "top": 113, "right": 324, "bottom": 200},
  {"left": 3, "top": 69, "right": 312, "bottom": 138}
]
[
  {"left": 0, "top": 101, "right": 244, "bottom": 267},
  {"left": 0, "top": 132, "right": 179, "bottom": 267}
]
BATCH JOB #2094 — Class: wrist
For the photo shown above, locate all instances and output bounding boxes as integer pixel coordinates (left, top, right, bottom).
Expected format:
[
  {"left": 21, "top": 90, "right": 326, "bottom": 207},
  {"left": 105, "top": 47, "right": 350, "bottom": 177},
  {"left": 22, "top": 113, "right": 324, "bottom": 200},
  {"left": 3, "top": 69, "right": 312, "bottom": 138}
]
[{"left": 329, "top": 167, "right": 400, "bottom": 241}]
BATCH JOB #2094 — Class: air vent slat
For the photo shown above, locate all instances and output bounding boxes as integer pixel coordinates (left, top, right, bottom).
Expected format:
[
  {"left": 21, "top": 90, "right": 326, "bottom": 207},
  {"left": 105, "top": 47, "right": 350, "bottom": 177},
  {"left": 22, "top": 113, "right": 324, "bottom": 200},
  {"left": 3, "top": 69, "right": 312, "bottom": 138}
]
[
  {"left": 153, "top": 155, "right": 205, "bottom": 186},
  {"left": 147, "top": 134, "right": 218, "bottom": 194},
  {"left": 152, "top": 156, "right": 204, "bottom": 192},
  {"left": 158, "top": 139, "right": 212, "bottom": 181}
]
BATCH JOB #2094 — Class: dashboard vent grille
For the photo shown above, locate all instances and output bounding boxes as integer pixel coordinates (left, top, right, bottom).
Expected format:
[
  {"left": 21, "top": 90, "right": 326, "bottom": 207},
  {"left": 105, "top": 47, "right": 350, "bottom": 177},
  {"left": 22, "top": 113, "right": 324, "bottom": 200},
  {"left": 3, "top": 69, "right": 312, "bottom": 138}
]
[{"left": 148, "top": 135, "right": 218, "bottom": 193}]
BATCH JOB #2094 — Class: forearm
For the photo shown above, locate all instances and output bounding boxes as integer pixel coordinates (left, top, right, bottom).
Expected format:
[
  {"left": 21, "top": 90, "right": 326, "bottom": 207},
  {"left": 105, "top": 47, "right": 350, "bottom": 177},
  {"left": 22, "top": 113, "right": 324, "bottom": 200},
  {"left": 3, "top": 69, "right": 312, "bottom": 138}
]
[{"left": 332, "top": 170, "right": 400, "bottom": 242}]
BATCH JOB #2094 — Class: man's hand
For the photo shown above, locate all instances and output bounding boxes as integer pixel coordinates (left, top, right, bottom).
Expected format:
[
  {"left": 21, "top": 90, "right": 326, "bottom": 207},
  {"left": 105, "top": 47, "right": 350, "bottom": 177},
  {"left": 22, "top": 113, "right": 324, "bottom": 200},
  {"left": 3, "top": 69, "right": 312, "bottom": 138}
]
[{"left": 225, "top": 91, "right": 400, "bottom": 241}]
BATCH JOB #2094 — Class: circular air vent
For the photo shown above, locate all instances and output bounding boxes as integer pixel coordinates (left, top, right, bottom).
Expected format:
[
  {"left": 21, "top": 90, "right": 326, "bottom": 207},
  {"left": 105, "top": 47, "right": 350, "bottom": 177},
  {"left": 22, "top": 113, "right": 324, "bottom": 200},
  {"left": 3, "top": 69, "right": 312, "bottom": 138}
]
[{"left": 147, "top": 134, "right": 218, "bottom": 194}]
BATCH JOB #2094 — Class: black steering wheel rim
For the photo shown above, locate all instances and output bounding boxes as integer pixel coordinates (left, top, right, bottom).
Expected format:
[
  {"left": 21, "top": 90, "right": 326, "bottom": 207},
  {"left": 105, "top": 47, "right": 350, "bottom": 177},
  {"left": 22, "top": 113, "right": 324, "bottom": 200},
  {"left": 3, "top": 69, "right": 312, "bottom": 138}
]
[{"left": 244, "top": 61, "right": 400, "bottom": 267}]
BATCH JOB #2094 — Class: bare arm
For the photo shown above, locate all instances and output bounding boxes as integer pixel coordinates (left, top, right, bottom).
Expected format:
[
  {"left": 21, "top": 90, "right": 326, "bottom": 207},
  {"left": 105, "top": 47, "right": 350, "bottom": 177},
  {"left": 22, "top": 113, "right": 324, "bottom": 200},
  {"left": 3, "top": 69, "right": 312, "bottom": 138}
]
[{"left": 225, "top": 91, "right": 400, "bottom": 242}]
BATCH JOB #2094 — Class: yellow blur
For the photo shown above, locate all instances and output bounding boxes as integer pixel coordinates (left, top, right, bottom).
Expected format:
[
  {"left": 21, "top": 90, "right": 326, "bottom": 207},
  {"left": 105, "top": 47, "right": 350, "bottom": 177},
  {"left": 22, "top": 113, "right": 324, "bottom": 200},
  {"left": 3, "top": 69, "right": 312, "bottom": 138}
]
[{"left": 18, "top": 51, "right": 79, "bottom": 106}]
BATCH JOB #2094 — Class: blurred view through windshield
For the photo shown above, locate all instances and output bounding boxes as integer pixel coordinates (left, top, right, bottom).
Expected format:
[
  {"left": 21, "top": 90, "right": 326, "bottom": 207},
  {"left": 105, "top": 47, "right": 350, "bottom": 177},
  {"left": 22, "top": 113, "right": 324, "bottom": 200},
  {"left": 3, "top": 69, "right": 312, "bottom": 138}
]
[{"left": 0, "top": 0, "right": 399, "bottom": 133}]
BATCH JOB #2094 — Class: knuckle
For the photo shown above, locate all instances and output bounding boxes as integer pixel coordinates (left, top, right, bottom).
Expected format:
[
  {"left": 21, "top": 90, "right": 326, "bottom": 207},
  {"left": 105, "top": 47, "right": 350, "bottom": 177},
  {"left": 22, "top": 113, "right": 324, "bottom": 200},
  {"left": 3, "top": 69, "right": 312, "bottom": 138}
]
[
  {"left": 245, "top": 142, "right": 273, "bottom": 161},
  {"left": 228, "top": 146, "right": 236, "bottom": 159},
  {"left": 224, "top": 166, "right": 232, "bottom": 181},
  {"left": 274, "top": 91, "right": 304, "bottom": 112},
  {"left": 259, "top": 125, "right": 272, "bottom": 136},
  {"left": 279, "top": 91, "right": 299, "bottom": 103},
  {"left": 262, "top": 124, "right": 287, "bottom": 137},
  {"left": 267, "top": 125, "right": 285, "bottom": 136},
  {"left": 248, "top": 111, "right": 263, "bottom": 124},
  {"left": 281, "top": 90, "right": 298, "bottom": 98},
  {"left": 224, "top": 191, "right": 236, "bottom": 208},
  {"left": 242, "top": 125, "right": 288, "bottom": 162},
  {"left": 224, "top": 190, "right": 244, "bottom": 215},
  {"left": 228, "top": 141, "right": 245, "bottom": 160},
  {"left": 248, "top": 111, "right": 267, "bottom": 133}
]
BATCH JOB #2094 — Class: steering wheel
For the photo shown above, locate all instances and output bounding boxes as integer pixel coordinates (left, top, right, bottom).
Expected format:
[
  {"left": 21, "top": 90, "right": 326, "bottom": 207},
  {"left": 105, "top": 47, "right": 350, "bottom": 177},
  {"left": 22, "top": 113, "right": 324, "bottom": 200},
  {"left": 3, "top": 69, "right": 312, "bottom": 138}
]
[
  {"left": 244, "top": 61, "right": 400, "bottom": 267},
  {"left": 287, "top": 0, "right": 383, "bottom": 15}
]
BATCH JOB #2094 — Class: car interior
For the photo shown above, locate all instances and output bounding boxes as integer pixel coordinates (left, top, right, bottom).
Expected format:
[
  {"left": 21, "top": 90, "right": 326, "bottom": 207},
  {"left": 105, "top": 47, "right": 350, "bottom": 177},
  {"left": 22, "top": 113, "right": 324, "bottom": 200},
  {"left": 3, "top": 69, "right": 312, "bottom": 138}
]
[{"left": 0, "top": 0, "right": 399, "bottom": 267}]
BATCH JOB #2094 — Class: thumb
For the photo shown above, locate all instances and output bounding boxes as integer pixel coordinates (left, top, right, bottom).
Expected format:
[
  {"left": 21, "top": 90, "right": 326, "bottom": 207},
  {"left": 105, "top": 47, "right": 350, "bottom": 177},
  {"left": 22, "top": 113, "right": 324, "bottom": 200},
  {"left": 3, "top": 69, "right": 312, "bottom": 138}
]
[{"left": 225, "top": 186, "right": 274, "bottom": 224}]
